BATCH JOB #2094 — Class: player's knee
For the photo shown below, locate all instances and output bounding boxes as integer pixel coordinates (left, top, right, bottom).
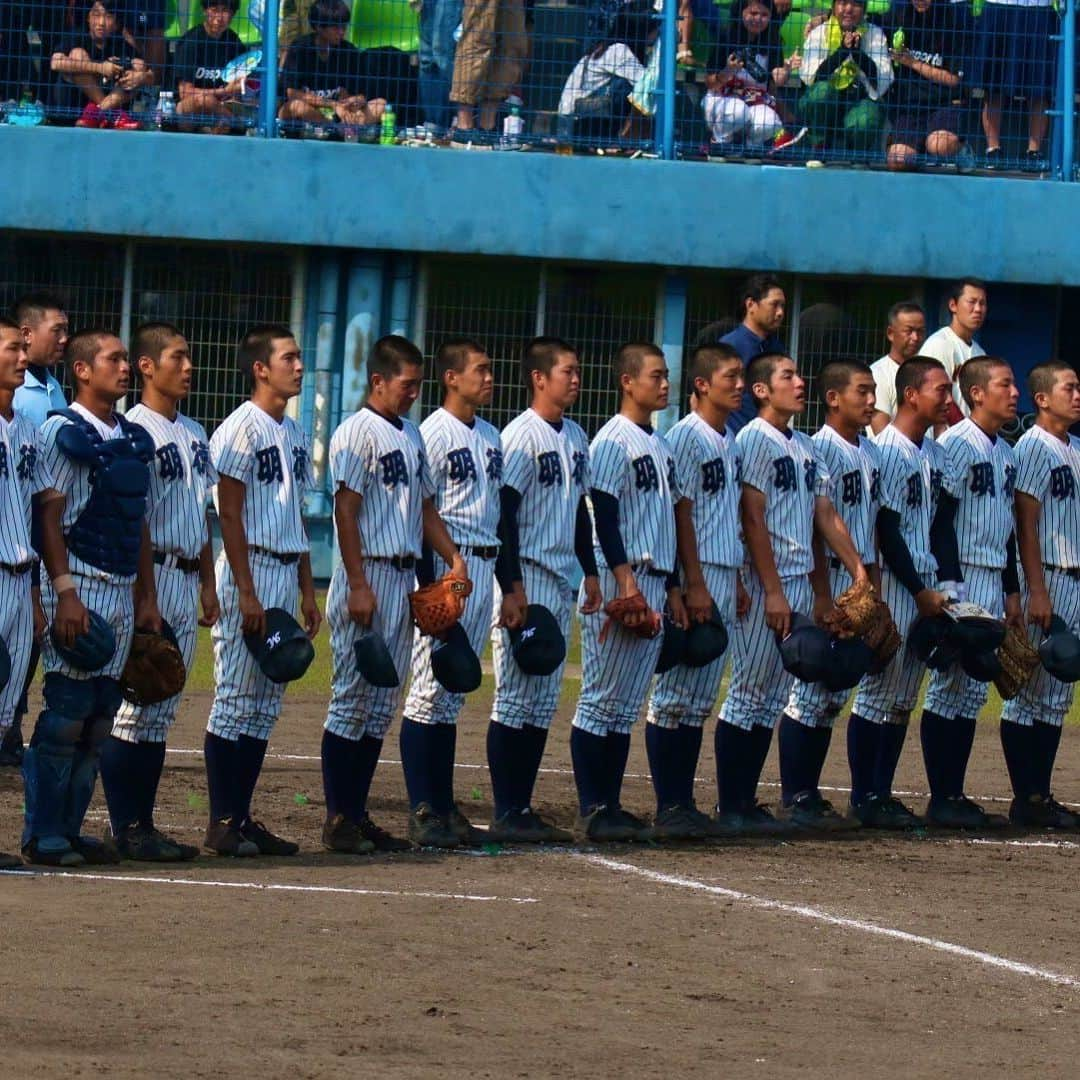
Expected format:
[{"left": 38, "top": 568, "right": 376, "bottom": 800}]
[{"left": 94, "top": 677, "right": 124, "bottom": 720}]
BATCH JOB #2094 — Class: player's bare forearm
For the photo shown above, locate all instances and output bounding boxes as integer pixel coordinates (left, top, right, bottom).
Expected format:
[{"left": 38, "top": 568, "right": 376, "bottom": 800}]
[
  {"left": 611, "top": 562, "right": 640, "bottom": 598},
  {"left": 298, "top": 553, "right": 322, "bottom": 638},
  {"left": 810, "top": 533, "right": 830, "bottom": 601},
  {"left": 675, "top": 498, "right": 711, "bottom": 621},
  {"left": 814, "top": 498, "right": 868, "bottom": 584},
  {"left": 741, "top": 488, "right": 783, "bottom": 596},
  {"left": 135, "top": 521, "right": 158, "bottom": 604},
  {"left": 36, "top": 493, "right": 73, "bottom": 584},
  {"left": 217, "top": 475, "right": 258, "bottom": 599},
  {"left": 1015, "top": 491, "right": 1050, "bottom": 627},
  {"left": 421, "top": 499, "right": 467, "bottom": 580},
  {"left": 334, "top": 487, "right": 368, "bottom": 588},
  {"left": 867, "top": 562, "right": 881, "bottom": 592}
]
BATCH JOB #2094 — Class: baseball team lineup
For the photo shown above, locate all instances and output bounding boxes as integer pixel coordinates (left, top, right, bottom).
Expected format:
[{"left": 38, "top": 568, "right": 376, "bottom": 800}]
[{"left": 1, "top": 276, "right": 1080, "bottom": 871}]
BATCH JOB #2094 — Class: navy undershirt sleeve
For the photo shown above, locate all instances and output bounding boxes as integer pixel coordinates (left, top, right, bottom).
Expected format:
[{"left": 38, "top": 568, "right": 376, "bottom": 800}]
[{"left": 590, "top": 488, "right": 628, "bottom": 569}]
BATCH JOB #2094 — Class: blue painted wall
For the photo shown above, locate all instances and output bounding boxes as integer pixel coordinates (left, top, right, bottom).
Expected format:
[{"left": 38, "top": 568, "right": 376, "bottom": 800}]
[{"left": 6, "top": 126, "right": 1080, "bottom": 285}]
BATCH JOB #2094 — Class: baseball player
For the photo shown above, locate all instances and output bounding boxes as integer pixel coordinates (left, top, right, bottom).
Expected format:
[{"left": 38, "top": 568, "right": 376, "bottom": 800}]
[
  {"left": 1001, "top": 362, "right": 1080, "bottom": 827},
  {"left": 0, "top": 318, "right": 51, "bottom": 867},
  {"left": 778, "top": 360, "right": 881, "bottom": 829},
  {"left": 98, "top": 323, "right": 219, "bottom": 861},
  {"left": 571, "top": 342, "right": 689, "bottom": 843},
  {"left": 400, "top": 338, "right": 515, "bottom": 849},
  {"left": 25, "top": 329, "right": 162, "bottom": 867},
  {"left": 487, "top": 336, "right": 600, "bottom": 844},
  {"left": 716, "top": 352, "right": 868, "bottom": 834},
  {"left": 920, "top": 278, "right": 987, "bottom": 426},
  {"left": 2, "top": 292, "right": 68, "bottom": 768},
  {"left": 321, "top": 335, "right": 468, "bottom": 854},
  {"left": 644, "top": 343, "right": 747, "bottom": 839},
  {"left": 205, "top": 324, "right": 322, "bottom": 858},
  {"left": 847, "top": 357, "right": 957, "bottom": 828},
  {"left": 920, "top": 357, "right": 1020, "bottom": 828}
]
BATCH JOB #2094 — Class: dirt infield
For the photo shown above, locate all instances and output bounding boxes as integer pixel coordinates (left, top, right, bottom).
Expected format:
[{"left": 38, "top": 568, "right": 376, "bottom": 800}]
[{"left": 3, "top": 687, "right": 1080, "bottom": 1078}]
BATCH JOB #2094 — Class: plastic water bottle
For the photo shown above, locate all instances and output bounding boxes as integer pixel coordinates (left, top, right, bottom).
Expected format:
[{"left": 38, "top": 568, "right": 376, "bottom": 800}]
[
  {"left": 154, "top": 90, "right": 176, "bottom": 129},
  {"left": 8, "top": 88, "right": 45, "bottom": 126},
  {"left": 380, "top": 103, "right": 396, "bottom": 145},
  {"left": 501, "top": 104, "right": 523, "bottom": 150}
]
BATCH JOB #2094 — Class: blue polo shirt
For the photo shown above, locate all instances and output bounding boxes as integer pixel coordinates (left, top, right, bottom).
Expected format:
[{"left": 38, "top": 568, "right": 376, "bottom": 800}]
[
  {"left": 13, "top": 366, "right": 66, "bottom": 428},
  {"left": 719, "top": 323, "right": 785, "bottom": 434}
]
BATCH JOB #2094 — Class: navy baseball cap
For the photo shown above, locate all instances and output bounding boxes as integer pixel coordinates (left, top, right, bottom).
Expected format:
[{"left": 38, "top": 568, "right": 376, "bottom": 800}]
[
  {"left": 778, "top": 613, "right": 832, "bottom": 683},
  {"left": 510, "top": 604, "right": 566, "bottom": 677},
  {"left": 822, "top": 634, "right": 874, "bottom": 692},
  {"left": 685, "top": 603, "right": 729, "bottom": 669},
  {"left": 655, "top": 615, "right": 687, "bottom": 674},
  {"left": 432, "top": 623, "right": 482, "bottom": 693},
  {"left": 354, "top": 628, "right": 399, "bottom": 689},
  {"left": 961, "top": 648, "right": 1002, "bottom": 684},
  {"left": 1039, "top": 615, "right": 1080, "bottom": 683},
  {"left": 908, "top": 615, "right": 961, "bottom": 672},
  {"left": 950, "top": 611, "right": 1006, "bottom": 656},
  {"left": 244, "top": 608, "right": 315, "bottom": 685},
  {"left": 51, "top": 608, "right": 117, "bottom": 672}
]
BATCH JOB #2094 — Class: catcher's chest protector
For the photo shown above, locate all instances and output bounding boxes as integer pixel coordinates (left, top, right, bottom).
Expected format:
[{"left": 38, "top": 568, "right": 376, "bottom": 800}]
[{"left": 53, "top": 409, "right": 154, "bottom": 577}]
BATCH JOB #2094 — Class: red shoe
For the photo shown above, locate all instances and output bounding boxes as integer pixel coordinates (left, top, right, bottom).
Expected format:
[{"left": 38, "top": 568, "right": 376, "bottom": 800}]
[
  {"left": 76, "top": 102, "right": 104, "bottom": 128},
  {"left": 111, "top": 111, "right": 141, "bottom": 131}
]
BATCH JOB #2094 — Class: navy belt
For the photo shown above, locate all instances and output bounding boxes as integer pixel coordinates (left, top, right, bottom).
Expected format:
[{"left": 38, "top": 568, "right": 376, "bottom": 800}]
[
  {"left": 463, "top": 545, "right": 499, "bottom": 560},
  {"left": 372, "top": 555, "right": 416, "bottom": 571},
  {"left": 250, "top": 546, "right": 301, "bottom": 565},
  {"left": 0, "top": 560, "right": 33, "bottom": 575},
  {"left": 154, "top": 551, "right": 200, "bottom": 573},
  {"left": 634, "top": 564, "right": 669, "bottom": 579},
  {"left": 1045, "top": 565, "right": 1080, "bottom": 580}
]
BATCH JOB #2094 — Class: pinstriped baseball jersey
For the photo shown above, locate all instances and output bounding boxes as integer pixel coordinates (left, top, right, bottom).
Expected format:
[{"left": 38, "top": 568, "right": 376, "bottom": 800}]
[
  {"left": 210, "top": 400, "right": 312, "bottom": 555},
  {"left": 937, "top": 418, "right": 1016, "bottom": 569},
  {"left": 500, "top": 408, "right": 590, "bottom": 586},
  {"left": 872, "top": 424, "right": 958, "bottom": 579},
  {"left": 330, "top": 406, "right": 434, "bottom": 559},
  {"left": 736, "top": 417, "right": 827, "bottom": 577},
  {"left": 126, "top": 404, "right": 216, "bottom": 561},
  {"left": 590, "top": 414, "right": 680, "bottom": 573},
  {"left": 813, "top": 425, "right": 881, "bottom": 567},
  {"left": 1012, "top": 424, "right": 1080, "bottom": 568},
  {"left": 2, "top": 412, "right": 53, "bottom": 560},
  {"left": 421, "top": 407, "right": 502, "bottom": 547},
  {"left": 669, "top": 412, "right": 742, "bottom": 569}
]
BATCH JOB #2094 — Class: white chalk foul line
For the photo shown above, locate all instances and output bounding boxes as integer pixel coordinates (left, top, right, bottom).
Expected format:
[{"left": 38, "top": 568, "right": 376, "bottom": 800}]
[
  {"left": 0, "top": 868, "right": 538, "bottom": 904},
  {"left": 582, "top": 854, "right": 1080, "bottom": 988}
]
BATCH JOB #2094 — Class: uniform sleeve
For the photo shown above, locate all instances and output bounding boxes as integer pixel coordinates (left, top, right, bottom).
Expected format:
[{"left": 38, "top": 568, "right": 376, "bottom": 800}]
[
  {"left": 330, "top": 426, "right": 375, "bottom": 498},
  {"left": 422, "top": 423, "right": 449, "bottom": 495},
  {"left": 589, "top": 435, "right": 628, "bottom": 498},
  {"left": 671, "top": 427, "right": 700, "bottom": 503},
  {"left": 1014, "top": 438, "right": 1049, "bottom": 501},
  {"left": 39, "top": 418, "right": 75, "bottom": 499},
  {"left": 574, "top": 428, "right": 592, "bottom": 490},
  {"left": 297, "top": 428, "right": 315, "bottom": 491},
  {"left": 737, "top": 428, "right": 774, "bottom": 494},
  {"left": 876, "top": 450, "right": 909, "bottom": 515},
  {"left": 812, "top": 447, "right": 830, "bottom": 498},
  {"left": 211, "top": 417, "right": 253, "bottom": 483},
  {"left": 501, "top": 424, "right": 533, "bottom": 497},
  {"left": 418, "top": 444, "right": 435, "bottom": 500},
  {"left": 937, "top": 441, "right": 965, "bottom": 499},
  {"left": 664, "top": 442, "right": 683, "bottom": 504},
  {"left": 27, "top": 427, "right": 55, "bottom": 497}
]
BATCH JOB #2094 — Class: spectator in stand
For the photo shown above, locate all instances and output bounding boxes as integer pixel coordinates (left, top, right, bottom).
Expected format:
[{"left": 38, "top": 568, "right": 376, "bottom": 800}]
[
  {"left": 173, "top": 0, "right": 249, "bottom": 133},
  {"left": 869, "top": 300, "right": 927, "bottom": 433},
  {"left": 116, "top": 0, "right": 166, "bottom": 69},
  {"left": 974, "top": 0, "right": 1057, "bottom": 169},
  {"left": 449, "top": 0, "right": 528, "bottom": 147},
  {"left": 921, "top": 277, "right": 987, "bottom": 426},
  {"left": 50, "top": 0, "right": 155, "bottom": 128},
  {"left": 720, "top": 272, "right": 786, "bottom": 433},
  {"left": 418, "top": 0, "right": 463, "bottom": 134},
  {"left": 799, "top": 0, "right": 892, "bottom": 156},
  {"left": 884, "top": 0, "right": 966, "bottom": 170},
  {"left": 557, "top": 0, "right": 655, "bottom": 145},
  {"left": 701, "top": 0, "right": 804, "bottom": 153},
  {"left": 278, "top": 0, "right": 386, "bottom": 130}
]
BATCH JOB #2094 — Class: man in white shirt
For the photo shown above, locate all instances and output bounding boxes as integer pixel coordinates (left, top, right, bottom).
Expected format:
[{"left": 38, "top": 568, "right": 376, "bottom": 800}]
[
  {"left": 920, "top": 278, "right": 987, "bottom": 427},
  {"left": 870, "top": 301, "right": 927, "bottom": 435}
]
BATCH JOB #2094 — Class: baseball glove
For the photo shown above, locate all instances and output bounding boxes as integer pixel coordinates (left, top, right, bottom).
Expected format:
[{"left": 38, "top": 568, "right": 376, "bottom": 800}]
[
  {"left": 120, "top": 629, "right": 186, "bottom": 707},
  {"left": 600, "top": 593, "right": 662, "bottom": 643},
  {"left": 865, "top": 598, "right": 902, "bottom": 671},
  {"left": 994, "top": 625, "right": 1040, "bottom": 700},
  {"left": 820, "top": 579, "right": 880, "bottom": 639},
  {"left": 409, "top": 574, "right": 473, "bottom": 637}
]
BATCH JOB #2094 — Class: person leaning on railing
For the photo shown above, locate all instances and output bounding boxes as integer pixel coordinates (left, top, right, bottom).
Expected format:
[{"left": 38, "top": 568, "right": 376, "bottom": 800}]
[
  {"left": 798, "top": 0, "right": 892, "bottom": 155},
  {"left": 173, "top": 0, "right": 251, "bottom": 133}
]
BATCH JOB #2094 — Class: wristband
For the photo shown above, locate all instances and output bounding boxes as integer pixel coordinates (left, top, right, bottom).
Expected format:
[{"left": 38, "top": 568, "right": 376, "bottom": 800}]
[{"left": 52, "top": 574, "right": 76, "bottom": 594}]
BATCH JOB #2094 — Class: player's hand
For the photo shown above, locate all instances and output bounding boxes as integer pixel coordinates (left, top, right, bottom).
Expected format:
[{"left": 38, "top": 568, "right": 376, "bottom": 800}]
[
  {"left": 684, "top": 579, "right": 713, "bottom": 624},
  {"left": 32, "top": 595, "right": 47, "bottom": 643},
  {"left": 301, "top": 591, "right": 322, "bottom": 639},
  {"left": 764, "top": 588, "right": 792, "bottom": 638},
  {"left": 499, "top": 584, "right": 528, "bottom": 630},
  {"left": 615, "top": 577, "right": 646, "bottom": 630},
  {"left": 134, "top": 593, "right": 163, "bottom": 634},
  {"left": 579, "top": 574, "right": 603, "bottom": 615},
  {"left": 347, "top": 579, "right": 377, "bottom": 627},
  {"left": 813, "top": 592, "right": 836, "bottom": 628},
  {"left": 238, "top": 588, "right": 266, "bottom": 638},
  {"left": 199, "top": 585, "right": 221, "bottom": 628},
  {"left": 99, "top": 59, "right": 124, "bottom": 80},
  {"left": 53, "top": 589, "right": 89, "bottom": 648},
  {"left": 1004, "top": 592, "right": 1024, "bottom": 631},
  {"left": 915, "top": 588, "right": 950, "bottom": 619},
  {"left": 667, "top": 588, "right": 690, "bottom": 631},
  {"left": 1027, "top": 586, "right": 1053, "bottom": 633},
  {"left": 851, "top": 563, "right": 871, "bottom": 589},
  {"left": 448, "top": 553, "right": 471, "bottom": 591},
  {"left": 735, "top": 576, "right": 750, "bottom": 619},
  {"left": 842, "top": 30, "right": 861, "bottom": 49}
]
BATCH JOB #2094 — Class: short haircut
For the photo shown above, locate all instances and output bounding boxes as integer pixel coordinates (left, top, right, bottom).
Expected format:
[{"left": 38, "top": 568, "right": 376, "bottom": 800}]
[
  {"left": 434, "top": 337, "right": 486, "bottom": 386},
  {"left": 894, "top": 355, "right": 945, "bottom": 402},
  {"left": 887, "top": 300, "right": 925, "bottom": 324},
  {"left": 688, "top": 343, "right": 740, "bottom": 395},
  {"left": 1028, "top": 361, "right": 1077, "bottom": 401},
  {"left": 86, "top": 0, "right": 122, "bottom": 17},
  {"left": 521, "top": 336, "right": 577, "bottom": 388},
  {"left": 817, "top": 359, "right": 873, "bottom": 405},
  {"left": 947, "top": 277, "right": 987, "bottom": 303},
  {"left": 13, "top": 291, "right": 67, "bottom": 327},
  {"left": 613, "top": 341, "right": 663, "bottom": 389},
  {"left": 745, "top": 350, "right": 791, "bottom": 402},
  {"left": 204, "top": 0, "right": 240, "bottom": 11},
  {"left": 309, "top": 0, "right": 350, "bottom": 26},
  {"left": 64, "top": 328, "right": 117, "bottom": 379},
  {"left": 0, "top": 316, "right": 20, "bottom": 333},
  {"left": 739, "top": 273, "right": 783, "bottom": 317},
  {"left": 368, "top": 334, "right": 423, "bottom": 387},
  {"left": 237, "top": 323, "right": 295, "bottom": 385},
  {"left": 132, "top": 321, "right": 184, "bottom": 365},
  {"left": 958, "top": 356, "right": 1010, "bottom": 408}
]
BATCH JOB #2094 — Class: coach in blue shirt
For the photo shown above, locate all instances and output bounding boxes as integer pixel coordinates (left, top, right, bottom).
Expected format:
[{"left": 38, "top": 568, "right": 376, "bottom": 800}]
[
  {"left": 12, "top": 293, "right": 68, "bottom": 427},
  {"left": 720, "top": 274, "right": 786, "bottom": 434}
]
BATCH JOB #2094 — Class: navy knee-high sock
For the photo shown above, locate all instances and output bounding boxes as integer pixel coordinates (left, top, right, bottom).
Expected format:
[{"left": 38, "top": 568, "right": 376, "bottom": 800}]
[
  {"left": 715, "top": 720, "right": 752, "bottom": 814},
  {"left": 435, "top": 722, "right": 457, "bottom": 816},
  {"left": 233, "top": 735, "right": 268, "bottom": 824},
  {"left": 400, "top": 718, "right": 437, "bottom": 811},
  {"left": 745, "top": 723, "right": 774, "bottom": 807},
  {"left": 847, "top": 713, "right": 880, "bottom": 806},
  {"left": 920, "top": 710, "right": 950, "bottom": 799},
  {"left": 137, "top": 741, "right": 167, "bottom": 827},
  {"left": 322, "top": 730, "right": 359, "bottom": 820},
  {"left": 874, "top": 721, "right": 908, "bottom": 799},
  {"left": 679, "top": 723, "right": 704, "bottom": 806},
  {"left": 203, "top": 731, "right": 236, "bottom": 823},
  {"left": 517, "top": 723, "right": 549, "bottom": 810},
  {"left": 778, "top": 714, "right": 818, "bottom": 805},
  {"left": 570, "top": 726, "right": 607, "bottom": 815},
  {"left": 946, "top": 715, "right": 978, "bottom": 798},
  {"left": 606, "top": 732, "right": 632, "bottom": 810},
  {"left": 1033, "top": 721, "right": 1063, "bottom": 797},
  {"left": 486, "top": 721, "right": 521, "bottom": 819},
  {"left": 999, "top": 718, "right": 1034, "bottom": 801},
  {"left": 354, "top": 735, "right": 383, "bottom": 816},
  {"left": 645, "top": 723, "right": 682, "bottom": 812},
  {"left": 99, "top": 736, "right": 142, "bottom": 833}
]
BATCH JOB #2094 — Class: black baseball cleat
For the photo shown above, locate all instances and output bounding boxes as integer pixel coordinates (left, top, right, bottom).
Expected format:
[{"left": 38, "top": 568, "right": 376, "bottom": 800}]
[
  {"left": 645, "top": 803, "right": 711, "bottom": 842},
  {"left": 849, "top": 794, "right": 922, "bottom": 830},
  {"left": 739, "top": 802, "right": 798, "bottom": 836},
  {"left": 204, "top": 817, "right": 259, "bottom": 857},
  {"left": 354, "top": 812, "right": 412, "bottom": 852},
  {"left": 0, "top": 721, "right": 24, "bottom": 767},
  {"left": 115, "top": 823, "right": 198, "bottom": 862},
  {"left": 489, "top": 808, "right": 573, "bottom": 844},
  {"left": 407, "top": 803, "right": 460, "bottom": 848},
  {"left": 446, "top": 803, "right": 488, "bottom": 846},
  {"left": 69, "top": 835, "right": 120, "bottom": 865},
  {"left": 321, "top": 814, "right": 377, "bottom": 855},
  {"left": 0, "top": 850, "right": 22, "bottom": 869},
  {"left": 925, "top": 795, "right": 1006, "bottom": 830},
  {"left": 1009, "top": 793, "right": 1080, "bottom": 829},
  {"left": 22, "top": 838, "right": 85, "bottom": 867},
  {"left": 574, "top": 804, "right": 643, "bottom": 842},
  {"left": 778, "top": 790, "right": 860, "bottom": 832},
  {"left": 240, "top": 818, "right": 300, "bottom": 856}
]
